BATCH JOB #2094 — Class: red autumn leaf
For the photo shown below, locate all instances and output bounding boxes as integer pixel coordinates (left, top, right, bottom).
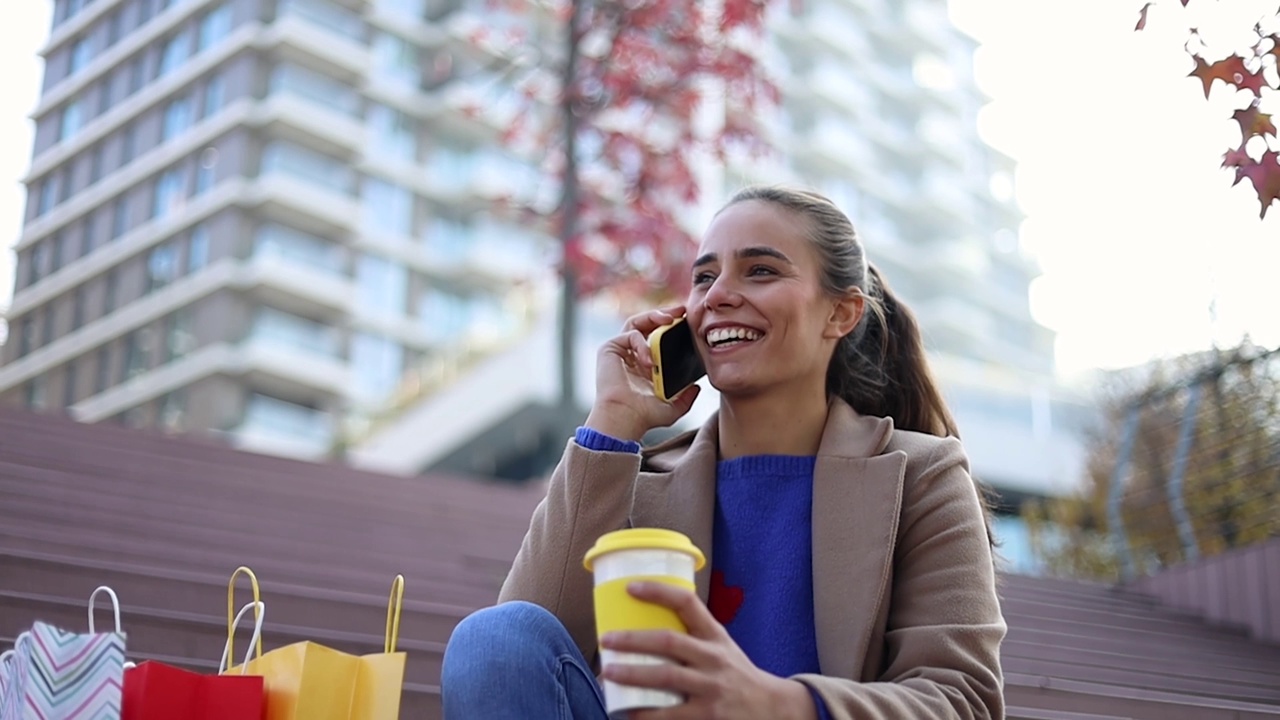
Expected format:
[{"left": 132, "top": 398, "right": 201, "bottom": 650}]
[
  {"left": 1136, "top": 2, "right": 1153, "bottom": 31},
  {"left": 1189, "top": 55, "right": 1265, "bottom": 98},
  {"left": 1222, "top": 146, "right": 1253, "bottom": 185},
  {"left": 1233, "top": 105, "right": 1277, "bottom": 141},
  {"left": 1236, "top": 150, "right": 1280, "bottom": 218}
]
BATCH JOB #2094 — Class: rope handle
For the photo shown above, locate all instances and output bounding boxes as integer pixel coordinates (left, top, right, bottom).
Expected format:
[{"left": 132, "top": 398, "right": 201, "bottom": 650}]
[
  {"left": 384, "top": 575, "right": 405, "bottom": 654},
  {"left": 226, "top": 566, "right": 263, "bottom": 664},
  {"left": 87, "top": 586, "right": 122, "bottom": 634},
  {"left": 219, "top": 601, "right": 266, "bottom": 674}
]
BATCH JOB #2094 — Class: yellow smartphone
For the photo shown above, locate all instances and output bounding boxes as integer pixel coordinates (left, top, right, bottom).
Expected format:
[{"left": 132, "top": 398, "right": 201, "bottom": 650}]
[{"left": 648, "top": 317, "right": 706, "bottom": 403}]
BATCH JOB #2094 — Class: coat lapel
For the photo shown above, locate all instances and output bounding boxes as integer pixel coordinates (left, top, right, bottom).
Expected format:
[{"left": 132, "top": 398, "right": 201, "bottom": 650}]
[
  {"left": 630, "top": 416, "right": 720, "bottom": 603},
  {"left": 811, "top": 402, "right": 905, "bottom": 680}
]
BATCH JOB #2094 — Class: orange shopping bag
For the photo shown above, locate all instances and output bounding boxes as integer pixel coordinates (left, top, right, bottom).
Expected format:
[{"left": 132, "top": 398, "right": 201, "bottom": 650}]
[{"left": 227, "top": 568, "right": 407, "bottom": 720}]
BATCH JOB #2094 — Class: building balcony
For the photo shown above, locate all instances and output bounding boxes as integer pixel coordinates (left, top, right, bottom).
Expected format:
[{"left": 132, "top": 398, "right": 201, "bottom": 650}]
[
  {"left": 226, "top": 392, "right": 337, "bottom": 461},
  {"left": 238, "top": 247, "right": 356, "bottom": 319},
  {"left": 252, "top": 92, "right": 367, "bottom": 160},
  {"left": 246, "top": 173, "right": 360, "bottom": 238}
]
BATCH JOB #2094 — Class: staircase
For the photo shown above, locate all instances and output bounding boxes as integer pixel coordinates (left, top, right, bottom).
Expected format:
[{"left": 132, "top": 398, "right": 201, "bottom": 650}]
[
  {"left": 0, "top": 407, "right": 545, "bottom": 719},
  {"left": 3, "top": 406, "right": 1280, "bottom": 719},
  {"left": 1001, "top": 573, "right": 1280, "bottom": 719}
]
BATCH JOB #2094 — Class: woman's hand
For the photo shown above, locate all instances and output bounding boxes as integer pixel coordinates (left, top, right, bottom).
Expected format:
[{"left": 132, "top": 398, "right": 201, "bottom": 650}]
[
  {"left": 600, "top": 582, "right": 819, "bottom": 720},
  {"left": 584, "top": 306, "right": 702, "bottom": 442}
]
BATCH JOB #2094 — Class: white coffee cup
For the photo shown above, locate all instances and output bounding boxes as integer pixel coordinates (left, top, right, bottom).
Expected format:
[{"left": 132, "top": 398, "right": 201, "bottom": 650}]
[{"left": 584, "top": 528, "right": 707, "bottom": 718}]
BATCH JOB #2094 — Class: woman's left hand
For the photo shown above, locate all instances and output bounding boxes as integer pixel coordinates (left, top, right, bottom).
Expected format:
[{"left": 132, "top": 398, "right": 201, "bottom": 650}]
[{"left": 599, "top": 582, "right": 819, "bottom": 720}]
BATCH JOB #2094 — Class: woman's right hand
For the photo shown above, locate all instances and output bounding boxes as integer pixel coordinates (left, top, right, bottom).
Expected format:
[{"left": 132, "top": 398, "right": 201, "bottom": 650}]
[{"left": 583, "top": 305, "right": 702, "bottom": 442}]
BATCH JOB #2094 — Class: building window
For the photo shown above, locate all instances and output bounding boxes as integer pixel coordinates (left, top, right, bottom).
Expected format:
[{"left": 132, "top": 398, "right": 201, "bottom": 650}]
[
  {"left": 25, "top": 376, "right": 48, "bottom": 411},
  {"left": 42, "top": 307, "right": 56, "bottom": 349},
  {"left": 147, "top": 242, "right": 179, "bottom": 292},
  {"left": 138, "top": 0, "right": 156, "bottom": 27},
  {"left": 51, "top": 231, "right": 74, "bottom": 273},
  {"left": 187, "top": 224, "right": 210, "bottom": 272},
  {"left": 158, "top": 32, "right": 191, "bottom": 79},
  {"left": 72, "top": 287, "right": 86, "bottom": 330},
  {"left": 195, "top": 148, "right": 217, "bottom": 195},
  {"left": 128, "top": 56, "right": 146, "bottom": 96},
  {"left": 89, "top": 143, "right": 104, "bottom": 184},
  {"left": 164, "top": 308, "right": 196, "bottom": 362},
  {"left": 202, "top": 74, "right": 226, "bottom": 119},
  {"left": 104, "top": 268, "right": 119, "bottom": 313},
  {"left": 95, "top": 345, "right": 111, "bottom": 394},
  {"left": 29, "top": 242, "right": 48, "bottom": 287},
  {"left": 121, "top": 125, "right": 137, "bottom": 165},
  {"left": 38, "top": 175, "right": 60, "bottom": 215},
  {"left": 59, "top": 99, "right": 84, "bottom": 142},
  {"left": 63, "top": 362, "right": 78, "bottom": 408},
  {"left": 361, "top": 178, "right": 413, "bottom": 235},
  {"left": 111, "top": 197, "right": 129, "bottom": 239},
  {"left": 162, "top": 96, "right": 192, "bottom": 141},
  {"left": 158, "top": 389, "right": 187, "bottom": 432},
  {"left": 122, "top": 330, "right": 151, "bottom": 381},
  {"left": 107, "top": 10, "right": 123, "bottom": 47},
  {"left": 355, "top": 253, "right": 408, "bottom": 317},
  {"left": 198, "top": 4, "right": 234, "bottom": 51},
  {"left": 69, "top": 38, "right": 92, "bottom": 75},
  {"left": 153, "top": 167, "right": 187, "bottom": 219},
  {"left": 18, "top": 318, "right": 34, "bottom": 357},
  {"left": 351, "top": 332, "right": 404, "bottom": 404},
  {"left": 81, "top": 211, "right": 97, "bottom": 254},
  {"left": 98, "top": 78, "right": 114, "bottom": 115}
]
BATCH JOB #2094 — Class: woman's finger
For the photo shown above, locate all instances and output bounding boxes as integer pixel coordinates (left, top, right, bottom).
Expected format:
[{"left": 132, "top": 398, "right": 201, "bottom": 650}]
[
  {"left": 601, "top": 654, "right": 713, "bottom": 696},
  {"left": 601, "top": 628, "right": 722, "bottom": 669},
  {"left": 624, "top": 582, "right": 726, "bottom": 641},
  {"left": 622, "top": 305, "right": 686, "bottom": 335}
]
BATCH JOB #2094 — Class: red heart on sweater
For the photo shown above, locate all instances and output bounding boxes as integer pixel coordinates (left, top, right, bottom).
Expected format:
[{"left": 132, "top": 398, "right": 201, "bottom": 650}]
[{"left": 708, "top": 570, "right": 744, "bottom": 625}]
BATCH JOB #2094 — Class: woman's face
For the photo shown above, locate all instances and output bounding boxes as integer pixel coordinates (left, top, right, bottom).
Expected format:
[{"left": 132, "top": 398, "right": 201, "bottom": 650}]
[{"left": 685, "top": 201, "right": 859, "bottom": 400}]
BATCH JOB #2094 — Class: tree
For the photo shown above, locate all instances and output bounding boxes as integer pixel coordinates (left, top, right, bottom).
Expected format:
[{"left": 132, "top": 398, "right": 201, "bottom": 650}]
[
  {"left": 1136, "top": 1, "right": 1280, "bottom": 217},
  {"left": 463, "top": 0, "right": 777, "bottom": 422},
  {"left": 1023, "top": 341, "right": 1280, "bottom": 580}
]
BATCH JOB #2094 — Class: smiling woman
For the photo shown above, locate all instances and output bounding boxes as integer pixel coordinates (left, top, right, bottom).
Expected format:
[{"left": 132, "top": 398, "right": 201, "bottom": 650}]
[{"left": 440, "top": 187, "right": 1005, "bottom": 720}]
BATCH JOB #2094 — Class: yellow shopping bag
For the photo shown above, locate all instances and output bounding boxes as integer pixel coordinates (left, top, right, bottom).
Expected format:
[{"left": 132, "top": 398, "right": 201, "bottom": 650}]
[{"left": 226, "top": 567, "right": 407, "bottom": 720}]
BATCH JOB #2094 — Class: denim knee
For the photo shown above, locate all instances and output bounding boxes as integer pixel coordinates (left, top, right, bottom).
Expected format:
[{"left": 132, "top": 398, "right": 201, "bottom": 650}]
[{"left": 442, "top": 601, "right": 571, "bottom": 678}]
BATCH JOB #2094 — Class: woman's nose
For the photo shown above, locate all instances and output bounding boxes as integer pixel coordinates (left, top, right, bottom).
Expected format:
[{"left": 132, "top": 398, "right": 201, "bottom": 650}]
[{"left": 703, "top": 275, "right": 742, "bottom": 309}]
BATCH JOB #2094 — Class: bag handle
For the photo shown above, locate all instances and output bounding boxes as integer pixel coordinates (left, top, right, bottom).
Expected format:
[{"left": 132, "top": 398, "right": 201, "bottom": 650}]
[
  {"left": 227, "top": 566, "right": 263, "bottom": 664},
  {"left": 219, "top": 601, "right": 266, "bottom": 675},
  {"left": 384, "top": 575, "right": 405, "bottom": 654},
  {"left": 87, "top": 586, "right": 122, "bottom": 634}
]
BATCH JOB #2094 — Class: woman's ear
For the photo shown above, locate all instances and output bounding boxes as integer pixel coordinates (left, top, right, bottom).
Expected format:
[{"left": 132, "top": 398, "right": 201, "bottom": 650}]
[{"left": 824, "top": 289, "right": 865, "bottom": 340}]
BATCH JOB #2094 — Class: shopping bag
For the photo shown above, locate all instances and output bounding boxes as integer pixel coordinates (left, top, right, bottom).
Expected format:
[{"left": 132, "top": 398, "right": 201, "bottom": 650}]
[
  {"left": 120, "top": 568, "right": 266, "bottom": 720},
  {"left": 228, "top": 572, "right": 407, "bottom": 720},
  {"left": 0, "top": 585, "right": 128, "bottom": 720}
]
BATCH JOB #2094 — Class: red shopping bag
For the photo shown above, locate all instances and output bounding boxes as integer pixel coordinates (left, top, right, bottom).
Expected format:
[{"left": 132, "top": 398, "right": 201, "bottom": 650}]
[{"left": 121, "top": 569, "right": 266, "bottom": 720}]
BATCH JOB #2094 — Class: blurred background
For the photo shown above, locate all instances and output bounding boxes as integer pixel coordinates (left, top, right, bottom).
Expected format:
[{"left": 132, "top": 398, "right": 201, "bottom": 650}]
[{"left": 1, "top": 0, "right": 1278, "bottom": 718}]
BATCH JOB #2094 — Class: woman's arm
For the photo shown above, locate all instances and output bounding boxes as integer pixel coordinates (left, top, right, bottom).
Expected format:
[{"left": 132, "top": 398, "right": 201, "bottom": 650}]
[
  {"left": 497, "top": 434, "right": 643, "bottom": 663},
  {"left": 797, "top": 436, "right": 1006, "bottom": 719}
]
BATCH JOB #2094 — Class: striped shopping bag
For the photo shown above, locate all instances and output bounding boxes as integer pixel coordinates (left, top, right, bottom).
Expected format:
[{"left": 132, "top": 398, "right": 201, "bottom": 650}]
[{"left": 1, "top": 587, "right": 127, "bottom": 720}]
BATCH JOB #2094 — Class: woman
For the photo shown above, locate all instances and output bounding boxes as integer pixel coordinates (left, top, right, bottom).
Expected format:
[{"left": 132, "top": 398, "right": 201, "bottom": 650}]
[{"left": 441, "top": 186, "right": 1005, "bottom": 719}]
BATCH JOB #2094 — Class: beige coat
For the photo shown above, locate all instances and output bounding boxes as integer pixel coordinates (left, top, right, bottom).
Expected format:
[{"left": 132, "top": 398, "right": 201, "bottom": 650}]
[{"left": 499, "top": 399, "right": 1006, "bottom": 719}]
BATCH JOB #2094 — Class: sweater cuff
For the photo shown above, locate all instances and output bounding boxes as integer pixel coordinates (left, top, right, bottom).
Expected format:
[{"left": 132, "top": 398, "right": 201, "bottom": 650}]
[
  {"left": 575, "top": 426, "right": 642, "bottom": 455},
  {"left": 807, "top": 685, "right": 834, "bottom": 720}
]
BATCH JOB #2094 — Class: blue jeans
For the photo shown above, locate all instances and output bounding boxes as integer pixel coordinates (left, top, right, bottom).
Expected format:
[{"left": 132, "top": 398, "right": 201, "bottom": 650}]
[{"left": 441, "top": 601, "right": 610, "bottom": 720}]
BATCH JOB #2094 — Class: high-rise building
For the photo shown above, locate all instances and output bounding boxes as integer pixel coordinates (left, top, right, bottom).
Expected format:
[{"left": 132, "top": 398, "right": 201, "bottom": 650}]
[
  {"left": 0, "top": 0, "right": 556, "bottom": 460},
  {"left": 3, "top": 0, "right": 1088, "bottom": 571}
]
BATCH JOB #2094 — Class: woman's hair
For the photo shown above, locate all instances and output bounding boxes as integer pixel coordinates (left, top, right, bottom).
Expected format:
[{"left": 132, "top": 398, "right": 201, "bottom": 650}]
[
  {"left": 724, "top": 186, "right": 959, "bottom": 438},
  {"left": 724, "top": 186, "right": 999, "bottom": 552}
]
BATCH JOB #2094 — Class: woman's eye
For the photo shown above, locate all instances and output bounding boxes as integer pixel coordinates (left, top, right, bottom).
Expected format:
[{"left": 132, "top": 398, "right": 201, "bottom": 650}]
[
  {"left": 693, "top": 272, "right": 715, "bottom": 284},
  {"left": 748, "top": 265, "right": 777, "bottom": 277}
]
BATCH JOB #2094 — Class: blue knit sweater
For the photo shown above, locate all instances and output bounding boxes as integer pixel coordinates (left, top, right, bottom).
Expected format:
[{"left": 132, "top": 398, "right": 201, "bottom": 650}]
[{"left": 576, "top": 428, "right": 833, "bottom": 720}]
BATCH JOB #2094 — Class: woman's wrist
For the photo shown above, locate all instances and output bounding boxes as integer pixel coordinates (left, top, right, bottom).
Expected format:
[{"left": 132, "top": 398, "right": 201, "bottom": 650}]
[{"left": 584, "top": 402, "right": 648, "bottom": 443}]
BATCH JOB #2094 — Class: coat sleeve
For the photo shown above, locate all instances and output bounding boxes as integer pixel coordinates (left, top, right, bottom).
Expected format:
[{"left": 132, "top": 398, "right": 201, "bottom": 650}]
[
  {"left": 497, "top": 438, "right": 642, "bottom": 662},
  {"left": 796, "top": 436, "right": 1007, "bottom": 719}
]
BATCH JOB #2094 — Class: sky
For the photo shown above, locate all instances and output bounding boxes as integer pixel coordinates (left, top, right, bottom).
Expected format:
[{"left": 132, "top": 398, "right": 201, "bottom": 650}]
[{"left": 2, "top": 0, "right": 1277, "bottom": 379}]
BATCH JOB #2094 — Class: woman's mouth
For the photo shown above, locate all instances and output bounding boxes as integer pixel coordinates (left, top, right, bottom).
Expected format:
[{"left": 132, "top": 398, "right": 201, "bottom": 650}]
[{"left": 705, "top": 326, "right": 763, "bottom": 350}]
